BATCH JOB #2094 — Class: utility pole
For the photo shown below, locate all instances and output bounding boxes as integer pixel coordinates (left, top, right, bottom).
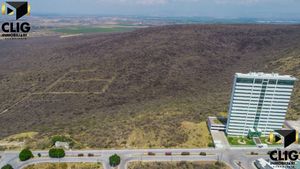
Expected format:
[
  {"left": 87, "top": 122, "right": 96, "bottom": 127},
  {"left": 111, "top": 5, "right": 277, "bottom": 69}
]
[
  {"left": 140, "top": 153, "right": 142, "bottom": 166},
  {"left": 171, "top": 153, "right": 173, "bottom": 169}
]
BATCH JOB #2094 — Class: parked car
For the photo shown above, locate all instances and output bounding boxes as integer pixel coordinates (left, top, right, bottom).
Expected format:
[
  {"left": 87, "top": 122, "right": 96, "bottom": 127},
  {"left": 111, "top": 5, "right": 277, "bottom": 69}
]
[
  {"left": 250, "top": 152, "right": 258, "bottom": 155},
  {"left": 200, "top": 152, "right": 206, "bottom": 156},
  {"left": 148, "top": 152, "right": 155, "bottom": 156},
  {"left": 165, "top": 152, "right": 172, "bottom": 156},
  {"left": 181, "top": 152, "right": 190, "bottom": 156}
]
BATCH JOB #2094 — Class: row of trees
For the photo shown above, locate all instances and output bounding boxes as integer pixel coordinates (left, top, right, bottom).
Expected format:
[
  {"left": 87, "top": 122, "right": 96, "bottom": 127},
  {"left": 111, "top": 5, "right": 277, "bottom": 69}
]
[
  {"left": 2, "top": 148, "right": 66, "bottom": 169},
  {"left": 18, "top": 148, "right": 66, "bottom": 160},
  {"left": 3, "top": 149, "right": 121, "bottom": 168}
]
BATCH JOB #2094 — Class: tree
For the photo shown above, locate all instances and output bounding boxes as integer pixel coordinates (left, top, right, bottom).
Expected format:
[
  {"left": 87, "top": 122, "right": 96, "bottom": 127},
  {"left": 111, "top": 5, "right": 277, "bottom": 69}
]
[
  {"left": 49, "top": 148, "right": 65, "bottom": 158},
  {"left": 19, "top": 149, "right": 34, "bottom": 161},
  {"left": 1, "top": 164, "right": 13, "bottom": 169},
  {"left": 109, "top": 154, "right": 121, "bottom": 167}
]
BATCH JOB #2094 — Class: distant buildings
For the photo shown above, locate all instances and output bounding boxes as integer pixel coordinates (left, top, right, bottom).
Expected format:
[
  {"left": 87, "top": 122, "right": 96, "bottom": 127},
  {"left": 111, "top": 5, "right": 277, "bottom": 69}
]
[{"left": 225, "top": 72, "right": 297, "bottom": 136}]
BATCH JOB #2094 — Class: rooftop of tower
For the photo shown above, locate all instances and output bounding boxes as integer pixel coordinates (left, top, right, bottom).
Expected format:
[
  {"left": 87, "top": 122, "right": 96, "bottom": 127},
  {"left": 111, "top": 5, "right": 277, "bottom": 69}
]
[{"left": 235, "top": 72, "right": 297, "bottom": 80}]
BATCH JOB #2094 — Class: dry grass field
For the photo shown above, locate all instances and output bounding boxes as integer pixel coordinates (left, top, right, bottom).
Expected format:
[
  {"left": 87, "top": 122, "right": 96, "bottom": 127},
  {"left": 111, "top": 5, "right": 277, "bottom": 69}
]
[
  {"left": 24, "top": 163, "right": 103, "bottom": 169},
  {"left": 127, "top": 161, "right": 230, "bottom": 169}
]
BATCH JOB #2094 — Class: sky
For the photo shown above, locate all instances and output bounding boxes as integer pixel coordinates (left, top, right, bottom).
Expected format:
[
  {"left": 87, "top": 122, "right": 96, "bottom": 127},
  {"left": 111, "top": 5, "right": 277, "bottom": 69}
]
[{"left": 30, "top": 0, "right": 300, "bottom": 19}]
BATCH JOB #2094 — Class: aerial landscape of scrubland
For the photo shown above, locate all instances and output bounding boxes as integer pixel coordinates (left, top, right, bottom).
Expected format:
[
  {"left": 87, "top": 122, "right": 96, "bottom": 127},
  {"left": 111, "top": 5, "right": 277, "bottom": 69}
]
[{"left": 0, "top": 24, "right": 299, "bottom": 150}]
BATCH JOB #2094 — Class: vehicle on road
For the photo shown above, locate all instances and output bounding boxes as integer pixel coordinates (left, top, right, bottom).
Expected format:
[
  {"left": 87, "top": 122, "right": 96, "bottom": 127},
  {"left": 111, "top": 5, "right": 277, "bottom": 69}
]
[
  {"left": 148, "top": 152, "right": 155, "bottom": 156},
  {"left": 200, "top": 152, "right": 206, "bottom": 156},
  {"left": 250, "top": 152, "right": 258, "bottom": 155},
  {"left": 165, "top": 152, "right": 172, "bottom": 156},
  {"left": 181, "top": 152, "right": 190, "bottom": 156}
]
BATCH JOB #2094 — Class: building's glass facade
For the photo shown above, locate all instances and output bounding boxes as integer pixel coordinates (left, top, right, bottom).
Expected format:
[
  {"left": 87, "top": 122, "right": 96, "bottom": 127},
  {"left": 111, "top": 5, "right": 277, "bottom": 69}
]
[{"left": 226, "top": 72, "right": 297, "bottom": 136}]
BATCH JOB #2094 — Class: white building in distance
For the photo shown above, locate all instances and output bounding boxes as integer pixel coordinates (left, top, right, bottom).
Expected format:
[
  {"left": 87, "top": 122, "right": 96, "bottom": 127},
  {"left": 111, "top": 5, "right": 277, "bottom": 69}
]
[{"left": 226, "top": 72, "right": 297, "bottom": 136}]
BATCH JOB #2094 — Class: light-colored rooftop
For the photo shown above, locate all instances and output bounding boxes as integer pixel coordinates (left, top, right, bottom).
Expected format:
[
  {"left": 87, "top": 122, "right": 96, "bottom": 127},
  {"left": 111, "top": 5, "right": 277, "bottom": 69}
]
[
  {"left": 235, "top": 72, "right": 297, "bottom": 80},
  {"left": 55, "top": 141, "right": 70, "bottom": 149}
]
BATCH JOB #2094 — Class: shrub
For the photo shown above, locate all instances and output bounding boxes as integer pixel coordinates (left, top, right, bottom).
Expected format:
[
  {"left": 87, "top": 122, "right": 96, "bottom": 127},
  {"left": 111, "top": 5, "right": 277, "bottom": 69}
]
[
  {"left": 49, "top": 148, "right": 65, "bottom": 158},
  {"left": 51, "top": 135, "right": 68, "bottom": 143},
  {"left": 109, "top": 154, "right": 121, "bottom": 167},
  {"left": 208, "top": 142, "right": 214, "bottom": 147},
  {"left": 19, "top": 149, "right": 34, "bottom": 161},
  {"left": 1, "top": 164, "right": 13, "bottom": 169}
]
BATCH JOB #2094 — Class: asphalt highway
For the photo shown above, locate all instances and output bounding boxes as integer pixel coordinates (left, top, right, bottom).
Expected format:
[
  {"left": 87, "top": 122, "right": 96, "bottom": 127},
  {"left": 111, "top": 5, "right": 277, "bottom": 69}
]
[{"left": 0, "top": 146, "right": 299, "bottom": 169}]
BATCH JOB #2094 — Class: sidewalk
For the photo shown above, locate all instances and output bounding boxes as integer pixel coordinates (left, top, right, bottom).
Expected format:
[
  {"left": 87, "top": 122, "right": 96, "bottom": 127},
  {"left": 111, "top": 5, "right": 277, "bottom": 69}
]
[{"left": 211, "top": 130, "right": 230, "bottom": 149}]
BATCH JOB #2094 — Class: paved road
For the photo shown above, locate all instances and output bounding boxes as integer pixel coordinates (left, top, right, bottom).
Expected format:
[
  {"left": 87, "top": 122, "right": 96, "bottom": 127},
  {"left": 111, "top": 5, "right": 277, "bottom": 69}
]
[
  {"left": 118, "top": 147, "right": 284, "bottom": 169},
  {"left": 1, "top": 146, "right": 299, "bottom": 169}
]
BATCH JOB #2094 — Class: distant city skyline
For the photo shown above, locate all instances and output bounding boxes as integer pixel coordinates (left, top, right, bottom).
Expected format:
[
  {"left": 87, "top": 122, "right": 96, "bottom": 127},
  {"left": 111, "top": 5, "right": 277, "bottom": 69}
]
[{"left": 30, "top": 0, "right": 300, "bottom": 19}]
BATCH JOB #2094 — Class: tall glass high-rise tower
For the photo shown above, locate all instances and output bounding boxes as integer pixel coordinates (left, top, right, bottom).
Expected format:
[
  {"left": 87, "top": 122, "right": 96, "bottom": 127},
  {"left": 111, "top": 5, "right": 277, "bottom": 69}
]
[{"left": 226, "top": 72, "right": 297, "bottom": 136}]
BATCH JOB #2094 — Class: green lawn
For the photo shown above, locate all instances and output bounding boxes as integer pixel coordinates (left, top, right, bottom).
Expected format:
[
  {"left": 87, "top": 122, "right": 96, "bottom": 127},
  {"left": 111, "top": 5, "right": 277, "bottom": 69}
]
[
  {"left": 227, "top": 136, "right": 255, "bottom": 145},
  {"left": 228, "top": 136, "right": 285, "bottom": 146},
  {"left": 53, "top": 27, "right": 136, "bottom": 34}
]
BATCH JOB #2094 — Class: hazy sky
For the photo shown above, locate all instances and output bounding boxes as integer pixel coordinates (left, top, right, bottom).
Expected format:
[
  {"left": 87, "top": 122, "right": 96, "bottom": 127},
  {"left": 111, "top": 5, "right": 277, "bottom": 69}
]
[{"left": 30, "top": 0, "right": 300, "bottom": 19}]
